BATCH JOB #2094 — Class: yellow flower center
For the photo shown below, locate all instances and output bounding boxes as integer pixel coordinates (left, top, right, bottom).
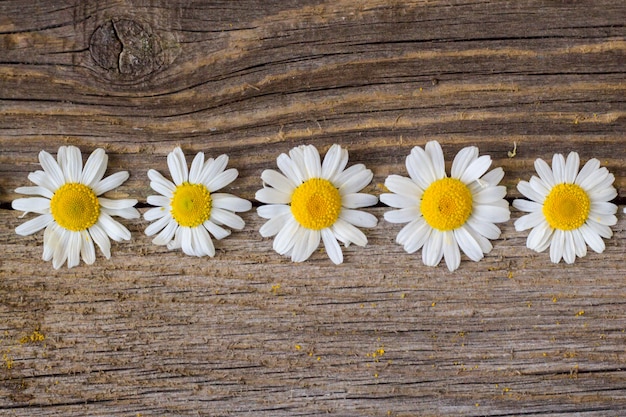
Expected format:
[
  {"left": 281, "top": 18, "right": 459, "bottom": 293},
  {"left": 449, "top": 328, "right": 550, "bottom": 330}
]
[
  {"left": 50, "top": 183, "right": 100, "bottom": 231},
  {"left": 420, "top": 177, "right": 473, "bottom": 231},
  {"left": 170, "top": 182, "right": 212, "bottom": 228},
  {"left": 291, "top": 178, "right": 342, "bottom": 230},
  {"left": 542, "top": 183, "right": 590, "bottom": 230}
]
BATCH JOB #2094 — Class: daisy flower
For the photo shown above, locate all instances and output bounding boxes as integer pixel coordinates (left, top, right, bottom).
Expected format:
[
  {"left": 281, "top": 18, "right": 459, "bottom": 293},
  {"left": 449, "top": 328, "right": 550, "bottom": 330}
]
[
  {"left": 513, "top": 152, "right": 617, "bottom": 264},
  {"left": 144, "top": 147, "right": 251, "bottom": 257},
  {"left": 255, "top": 144, "right": 378, "bottom": 264},
  {"left": 12, "top": 146, "right": 139, "bottom": 269},
  {"left": 380, "top": 141, "right": 510, "bottom": 272}
]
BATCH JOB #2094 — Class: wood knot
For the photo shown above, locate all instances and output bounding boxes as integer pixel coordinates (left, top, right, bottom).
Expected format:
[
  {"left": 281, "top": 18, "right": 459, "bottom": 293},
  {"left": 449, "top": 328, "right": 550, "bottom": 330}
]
[{"left": 90, "top": 18, "right": 164, "bottom": 79}]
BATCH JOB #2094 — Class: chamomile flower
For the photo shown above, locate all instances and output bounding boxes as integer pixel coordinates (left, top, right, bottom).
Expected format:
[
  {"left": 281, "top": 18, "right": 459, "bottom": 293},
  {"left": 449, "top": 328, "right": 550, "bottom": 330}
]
[
  {"left": 381, "top": 141, "right": 510, "bottom": 272},
  {"left": 144, "top": 147, "right": 251, "bottom": 257},
  {"left": 513, "top": 152, "right": 617, "bottom": 264},
  {"left": 12, "top": 146, "right": 139, "bottom": 269},
  {"left": 256, "top": 144, "right": 378, "bottom": 264}
]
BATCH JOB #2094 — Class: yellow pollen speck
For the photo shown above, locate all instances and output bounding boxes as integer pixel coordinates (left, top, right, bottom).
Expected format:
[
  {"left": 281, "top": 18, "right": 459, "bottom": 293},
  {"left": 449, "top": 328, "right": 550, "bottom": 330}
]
[
  {"left": 421, "top": 177, "right": 473, "bottom": 231},
  {"left": 170, "top": 182, "right": 212, "bottom": 228},
  {"left": 431, "top": 302, "right": 437, "bottom": 307},
  {"left": 270, "top": 284, "right": 281, "bottom": 295},
  {"left": 542, "top": 183, "right": 590, "bottom": 230},
  {"left": 290, "top": 178, "right": 342, "bottom": 230},
  {"left": 576, "top": 310, "right": 585, "bottom": 316},
  {"left": 20, "top": 330, "right": 45, "bottom": 344},
  {"left": 294, "top": 344, "right": 302, "bottom": 350},
  {"left": 552, "top": 297, "right": 558, "bottom": 303},
  {"left": 50, "top": 183, "right": 100, "bottom": 231}
]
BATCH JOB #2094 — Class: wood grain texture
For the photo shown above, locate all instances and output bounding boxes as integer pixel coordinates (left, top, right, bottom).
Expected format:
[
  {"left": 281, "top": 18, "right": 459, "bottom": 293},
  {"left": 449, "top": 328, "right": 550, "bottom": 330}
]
[{"left": 1, "top": 1, "right": 625, "bottom": 416}]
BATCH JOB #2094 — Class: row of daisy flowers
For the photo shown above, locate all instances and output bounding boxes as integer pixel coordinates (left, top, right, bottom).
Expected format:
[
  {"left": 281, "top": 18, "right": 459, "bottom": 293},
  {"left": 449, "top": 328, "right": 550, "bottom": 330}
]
[{"left": 12, "top": 142, "right": 620, "bottom": 270}]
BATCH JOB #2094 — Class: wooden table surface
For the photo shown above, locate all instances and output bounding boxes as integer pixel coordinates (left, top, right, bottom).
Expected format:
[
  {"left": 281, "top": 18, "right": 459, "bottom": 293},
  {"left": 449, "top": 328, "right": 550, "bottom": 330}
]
[{"left": 1, "top": 1, "right": 625, "bottom": 416}]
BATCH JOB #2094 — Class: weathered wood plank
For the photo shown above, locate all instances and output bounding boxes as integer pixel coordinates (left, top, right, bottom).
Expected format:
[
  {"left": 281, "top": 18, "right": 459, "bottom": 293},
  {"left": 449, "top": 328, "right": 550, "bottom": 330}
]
[{"left": 1, "top": 0, "right": 626, "bottom": 416}]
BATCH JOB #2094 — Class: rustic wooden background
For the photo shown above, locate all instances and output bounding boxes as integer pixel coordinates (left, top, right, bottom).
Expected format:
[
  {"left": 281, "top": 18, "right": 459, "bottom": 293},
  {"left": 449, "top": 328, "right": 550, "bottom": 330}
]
[{"left": 1, "top": 1, "right": 625, "bottom": 416}]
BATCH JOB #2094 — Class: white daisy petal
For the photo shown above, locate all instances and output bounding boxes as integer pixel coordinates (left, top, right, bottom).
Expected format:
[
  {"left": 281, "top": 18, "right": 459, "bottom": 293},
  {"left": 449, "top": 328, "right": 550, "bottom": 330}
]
[
  {"left": 167, "top": 227, "right": 182, "bottom": 250},
  {"left": 407, "top": 146, "right": 436, "bottom": 189},
  {"left": 273, "top": 217, "right": 300, "bottom": 255},
  {"left": 194, "top": 225, "right": 216, "bottom": 257},
  {"left": 198, "top": 155, "right": 229, "bottom": 185},
  {"left": 67, "top": 231, "right": 81, "bottom": 269},
  {"left": 12, "top": 197, "right": 50, "bottom": 215},
  {"left": 514, "top": 211, "right": 545, "bottom": 231},
  {"left": 322, "top": 144, "right": 348, "bottom": 181},
  {"left": 148, "top": 169, "right": 176, "bottom": 196},
  {"left": 188, "top": 152, "right": 205, "bottom": 184},
  {"left": 339, "top": 209, "right": 378, "bottom": 228},
  {"left": 152, "top": 219, "right": 178, "bottom": 246},
  {"left": 563, "top": 231, "right": 575, "bottom": 264},
  {"left": 257, "top": 204, "right": 291, "bottom": 220},
  {"left": 261, "top": 169, "right": 296, "bottom": 194},
  {"left": 277, "top": 153, "right": 305, "bottom": 185},
  {"left": 451, "top": 146, "right": 478, "bottom": 179},
  {"left": 42, "top": 223, "right": 57, "bottom": 261},
  {"left": 28, "top": 171, "right": 57, "bottom": 194},
  {"left": 577, "top": 166, "right": 608, "bottom": 191},
  {"left": 472, "top": 204, "right": 510, "bottom": 223},
  {"left": 204, "top": 220, "right": 231, "bottom": 240},
  {"left": 551, "top": 153, "right": 566, "bottom": 183},
  {"left": 422, "top": 231, "right": 444, "bottom": 267},
  {"left": 167, "top": 147, "right": 188, "bottom": 185},
  {"left": 93, "top": 171, "right": 130, "bottom": 196},
  {"left": 206, "top": 168, "right": 238, "bottom": 192},
  {"left": 99, "top": 197, "right": 137, "bottom": 210},
  {"left": 82, "top": 148, "right": 108, "bottom": 188},
  {"left": 15, "top": 213, "right": 54, "bottom": 236},
  {"left": 564, "top": 152, "right": 580, "bottom": 184},
  {"left": 303, "top": 145, "right": 321, "bottom": 179},
  {"left": 442, "top": 231, "right": 461, "bottom": 272},
  {"left": 291, "top": 229, "right": 319, "bottom": 262},
  {"left": 512, "top": 199, "right": 542, "bottom": 213},
  {"left": 180, "top": 227, "right": 195, "bottom": 256},
  {"left": 144, "top": 207, "right": 168, "bottom": 222},
  {"left": 288, "top": 147, "right": 308, "bottom": 180},
  {"left": 98, "top": 212, "right": 131, "bottom": 241},
  {"left": 212, "top": 193, "right": 252, "bottom": 212},
  {"left": 89, "top": 223, "right": 111, "bottom": 259},
  {"left": 80, "top": 230, "right": 96, "bottom": 265},
  {"left": 147, "top": 195, "right": 170, "bottom": 207},
  {"left": 210, "top": 208, "right": 245, "bottom": 230},
  {"left": 526, "top": 221, "right": 553, "bottom": 252},
  {"left": 588, "top": 211, "right": 617, "bottom": 226},
  {"left": 585, "top": 219, "right": 613, "bottom": 239},
  {"left": 321, "top": 228, "right": 343, "bottom": 264},
  {"left": 14, "top": 186, "right": 53, "bottom": 199},
  {"left": 259, "top": 212, "right": 291, "bottom": 237},
  {"left": 255, "top": 187, "right": 291, "bottom": 204},
  {"left": 380, "top": 193, "right": 419, "bottom": 209},
  {"left": 459, "top": 155, "right": 491, "bottom": 184},
  {"left": 332, "top": 218, "right": 367, "bottom": 247},
  {"left": 481, "top": 167, "right": 505, "bottom": 186},
  {"left": 63, "top": 146, "right": 83, "bottom": 183},
  {"left": 549, "top": 229, "right": 565, "bottom": 263},
  {"left": 38, "top": 149, "right": 65, "bottom": 189},
  {"left": 101, "top": 206, "right": 140, "bottom": 220},
  {"left": 342, "top": 193, "right": 378, "bottom": 209},
  {"left": 534, "top": 158, "right": 555, "bottom": 188},
  {"left": 466, "top": 217, "right": 501, "bottom": 240},
  {"left": 473, "top": 185, "right": 506, "bottom": 204},
  {"left": 335, "top": 164, "right": 371, "bottom": 192},
  {"left": 454, "top": 226, "right": 483, "bottom": 262},
  {"left": 571, "top": 228, "right": 587, "bottom": 258},
  {"left": 52, "top": 228, "right": 71, "bottom": 269},
  {"left": 384, "top": 207, "right": 421, "bottom": 224},
  {"left": 399, "top": 219, "right": 431, "bottom": 254},
  {"left": 575, "top": 158, "right": 600, "bottom": 186},
  {"left": 384, "top": 174, "right": 423, "bottom": 196},
  {"left": 587, "top": 180, "right": 617, "bottom": 201},
  {"left": 580, "top": 223, "right": 605, "bottom": 253},
  {"left": 517, "top": 180, "right": 546, "bottom": 203},
  {"left": 425, "top": 140, "right": 446, "bottom": 179}
]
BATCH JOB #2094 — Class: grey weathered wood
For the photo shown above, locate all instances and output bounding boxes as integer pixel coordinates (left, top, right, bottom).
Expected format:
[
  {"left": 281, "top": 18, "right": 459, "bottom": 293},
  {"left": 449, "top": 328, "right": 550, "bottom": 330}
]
[{"left": 1, "top": 1, "right": 626, "bottom": 416}]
